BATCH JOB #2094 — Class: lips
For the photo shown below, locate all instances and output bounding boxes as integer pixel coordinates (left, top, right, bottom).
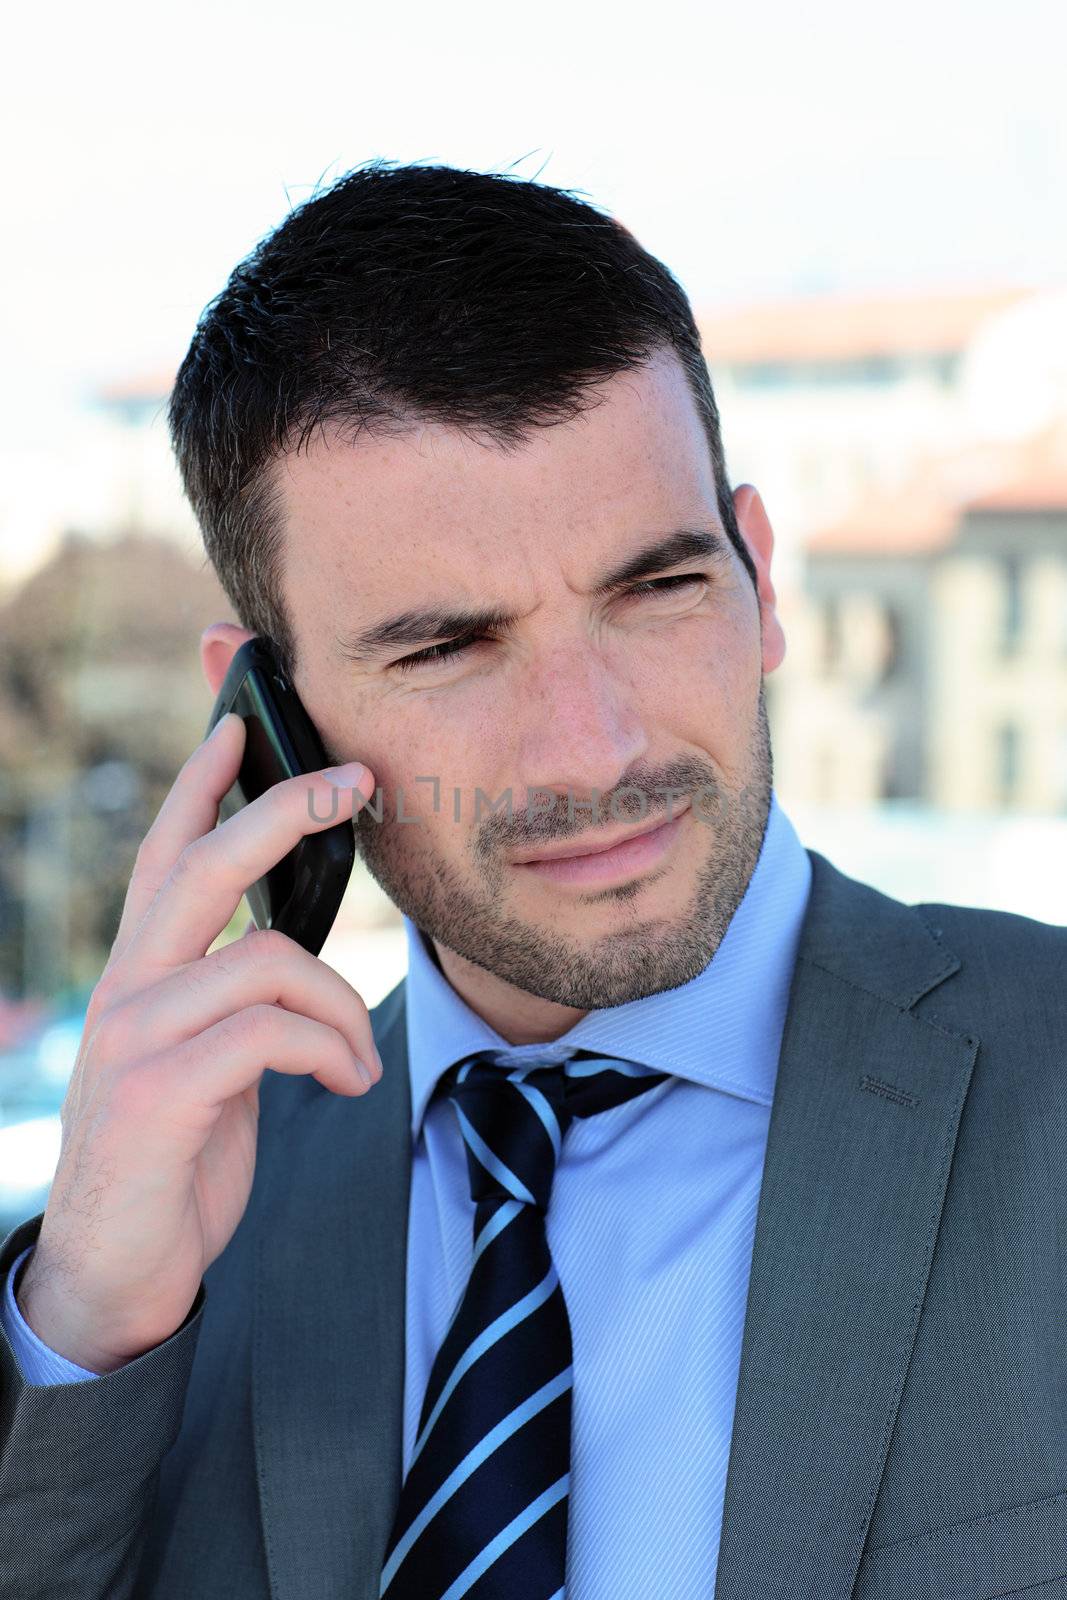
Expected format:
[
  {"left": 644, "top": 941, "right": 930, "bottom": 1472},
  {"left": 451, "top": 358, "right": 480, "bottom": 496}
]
[
  {"left": 510, "top": 801, "right": 691, "bottom": 864},
  {"left": 512, "top": 808, "right": 689, "bottom": 888}
]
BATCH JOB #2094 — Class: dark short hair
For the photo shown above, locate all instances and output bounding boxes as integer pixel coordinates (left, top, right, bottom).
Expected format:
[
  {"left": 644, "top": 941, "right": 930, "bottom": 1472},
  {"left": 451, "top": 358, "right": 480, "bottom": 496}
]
[{"left": 168, "top": 160, "right": 757, "bottom": 676}]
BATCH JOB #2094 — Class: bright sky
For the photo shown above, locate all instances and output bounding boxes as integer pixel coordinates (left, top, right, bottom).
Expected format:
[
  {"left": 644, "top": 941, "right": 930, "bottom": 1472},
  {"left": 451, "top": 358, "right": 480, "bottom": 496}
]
[{"left": 3, "top": 0, "right": 1065, "bottom": 450}]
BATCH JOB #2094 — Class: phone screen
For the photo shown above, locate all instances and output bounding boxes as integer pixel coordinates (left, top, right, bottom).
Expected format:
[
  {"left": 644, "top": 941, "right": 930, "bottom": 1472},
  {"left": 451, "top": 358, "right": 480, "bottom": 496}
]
[{"left": 204, "top": 636, "right": 356, "bottom": 956}]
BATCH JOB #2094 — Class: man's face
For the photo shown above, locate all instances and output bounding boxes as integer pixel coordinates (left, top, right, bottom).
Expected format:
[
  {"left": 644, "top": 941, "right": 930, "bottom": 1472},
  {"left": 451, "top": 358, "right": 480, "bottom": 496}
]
[{"left": 269, "top": 347, "right": 785, "bottom": 1015}]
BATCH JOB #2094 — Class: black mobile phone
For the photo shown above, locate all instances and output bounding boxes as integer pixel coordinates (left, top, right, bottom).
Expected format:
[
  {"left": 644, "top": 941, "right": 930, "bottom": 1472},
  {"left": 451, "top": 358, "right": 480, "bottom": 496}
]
[{"left": 203, "top": 635, "right": 356, "bottom": 956}]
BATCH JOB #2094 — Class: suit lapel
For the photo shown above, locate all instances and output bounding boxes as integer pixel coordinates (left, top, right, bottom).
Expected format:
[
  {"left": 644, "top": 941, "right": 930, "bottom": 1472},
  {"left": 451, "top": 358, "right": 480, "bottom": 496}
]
[
  {"left": 713, "top": 850, "right": 979, "bottom": 1598},
  {"left": 253, "top": 976, "right": 412, "bottom": 1600}
]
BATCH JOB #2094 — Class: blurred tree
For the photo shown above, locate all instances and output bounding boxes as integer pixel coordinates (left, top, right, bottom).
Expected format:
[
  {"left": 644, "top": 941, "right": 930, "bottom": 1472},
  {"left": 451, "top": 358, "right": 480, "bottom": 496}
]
[
  {"left": 0, "top": 531, "right": 237, "bottom": 997},
  {"left": 0, "top": 529, "right": 233, "bottom": 777}
]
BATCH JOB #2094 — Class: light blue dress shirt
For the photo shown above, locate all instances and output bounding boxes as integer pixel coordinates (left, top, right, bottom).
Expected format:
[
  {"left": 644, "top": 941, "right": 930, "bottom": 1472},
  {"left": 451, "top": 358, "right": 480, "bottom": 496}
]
[{"left": 3, "top": 791, "right": 812, "bottom": 1597}]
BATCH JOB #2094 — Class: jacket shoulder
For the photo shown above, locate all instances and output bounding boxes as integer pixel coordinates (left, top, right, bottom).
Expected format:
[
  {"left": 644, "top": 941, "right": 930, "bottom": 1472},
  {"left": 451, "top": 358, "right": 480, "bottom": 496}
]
[
  {"left": 909, "top": 896, "right": 1067, "bottom": 1034},
  {"left": 913, "top": 896, "right": 1067, "bottom": 966}
]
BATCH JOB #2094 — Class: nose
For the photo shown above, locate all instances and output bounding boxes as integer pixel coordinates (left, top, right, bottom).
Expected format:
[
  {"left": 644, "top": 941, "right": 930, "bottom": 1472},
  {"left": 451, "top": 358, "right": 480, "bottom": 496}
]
[{"left": 511, "top": 641, "right": 651, "bottom": 822}]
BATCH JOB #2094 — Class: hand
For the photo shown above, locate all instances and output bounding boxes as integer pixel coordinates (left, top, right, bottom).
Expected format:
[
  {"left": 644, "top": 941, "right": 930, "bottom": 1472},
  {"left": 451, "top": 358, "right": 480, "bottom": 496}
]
[{"left": 16, "top": 713, "right": 379, "bottom": 1374}]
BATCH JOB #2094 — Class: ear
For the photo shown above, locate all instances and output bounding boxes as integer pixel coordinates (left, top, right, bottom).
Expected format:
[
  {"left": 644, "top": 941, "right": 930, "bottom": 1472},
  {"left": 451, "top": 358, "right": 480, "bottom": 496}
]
[
  {"left": 200, "top": 621, "right": 257, "bottom": 697},
  {"left": 732, "top": 484, "right": 786, "bottom": 675}
]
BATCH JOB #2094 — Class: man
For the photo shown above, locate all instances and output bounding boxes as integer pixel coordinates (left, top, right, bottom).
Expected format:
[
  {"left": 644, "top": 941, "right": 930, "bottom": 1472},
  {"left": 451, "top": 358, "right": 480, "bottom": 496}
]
[{"left": 1, "top": 162, "right": 1065, "bottom": 1600}]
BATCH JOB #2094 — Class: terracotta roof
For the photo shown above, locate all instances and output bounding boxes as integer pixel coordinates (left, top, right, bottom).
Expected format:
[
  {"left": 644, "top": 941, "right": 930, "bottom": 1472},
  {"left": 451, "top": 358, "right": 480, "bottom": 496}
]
[
  {"left": 805, "top": 483, "right": 961, "bottom": 556},
  {"left": 963, "top": 424, "right": 1067, "bottom": 511},
  {"left": 965, "top": 474, "right": 1067, "bottom": 511},
  {"left": 697, "top": 285, "right": 1032, "bottom": 366},
  {"left": 807, "top": 427, "right": 1067, "bottom": 554}
]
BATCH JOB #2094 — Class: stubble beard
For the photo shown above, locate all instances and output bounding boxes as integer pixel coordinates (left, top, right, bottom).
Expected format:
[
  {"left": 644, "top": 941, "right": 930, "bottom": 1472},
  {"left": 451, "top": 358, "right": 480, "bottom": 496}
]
[{"left": 351, "top": 682, "right": 774, "bottom": 1009}]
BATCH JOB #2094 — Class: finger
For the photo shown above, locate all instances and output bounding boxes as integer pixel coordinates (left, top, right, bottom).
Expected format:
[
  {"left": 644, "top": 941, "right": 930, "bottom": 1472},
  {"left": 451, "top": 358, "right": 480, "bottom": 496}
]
[
  {"left": 148, "top": 1004, "right": 377, "bottom": 1106},
  {"left": 106, "top": 712, "right": 247, "bottom": 971},
  {"left": 117, "top": 751, "right": 375, "bottom": 988},
  {"left": 103, "top": 929, "right": 383, "bottom": 1079}
]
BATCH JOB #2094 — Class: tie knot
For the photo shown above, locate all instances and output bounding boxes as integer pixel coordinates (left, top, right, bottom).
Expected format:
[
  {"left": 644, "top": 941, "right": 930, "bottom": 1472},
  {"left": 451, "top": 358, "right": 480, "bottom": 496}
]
[{"left": 439, "top": 1050, "right": 670, "bottom": 1213}]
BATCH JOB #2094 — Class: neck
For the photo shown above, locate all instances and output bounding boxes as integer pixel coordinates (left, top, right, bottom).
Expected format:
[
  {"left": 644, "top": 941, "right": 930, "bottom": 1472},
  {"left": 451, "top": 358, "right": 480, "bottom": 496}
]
[{"left": 429, "top": 935, "right": 588, "bottom": 1045}]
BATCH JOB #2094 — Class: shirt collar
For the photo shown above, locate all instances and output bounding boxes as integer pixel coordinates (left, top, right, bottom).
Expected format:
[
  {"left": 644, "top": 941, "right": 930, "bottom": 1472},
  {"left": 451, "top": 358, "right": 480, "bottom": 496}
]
[{"left": 403, "top": 790, "right": 812, "bottom": 1139}]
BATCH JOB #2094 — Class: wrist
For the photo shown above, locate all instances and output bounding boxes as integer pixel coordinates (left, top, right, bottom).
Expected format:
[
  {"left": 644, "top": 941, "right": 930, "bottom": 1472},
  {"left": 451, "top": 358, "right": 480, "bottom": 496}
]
[{"left": 16, "top": 1259, "right": 132, "bottom": 1376}]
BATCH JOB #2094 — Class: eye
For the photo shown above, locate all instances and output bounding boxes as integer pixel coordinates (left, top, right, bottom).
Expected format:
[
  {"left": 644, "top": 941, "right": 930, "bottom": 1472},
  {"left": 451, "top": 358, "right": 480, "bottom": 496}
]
[
  {"left": 627, "top": 573, "right": 707, "bottom": 598},
  {"left": 392, "top": 633, "right": 483, "bottom": 673}
]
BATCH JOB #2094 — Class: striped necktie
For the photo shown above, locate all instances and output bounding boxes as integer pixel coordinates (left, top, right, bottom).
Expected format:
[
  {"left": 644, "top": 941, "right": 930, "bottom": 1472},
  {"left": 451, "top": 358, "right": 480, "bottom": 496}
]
[{"left": 379, "top": 1048, "right": 671, "bottom": 1600}]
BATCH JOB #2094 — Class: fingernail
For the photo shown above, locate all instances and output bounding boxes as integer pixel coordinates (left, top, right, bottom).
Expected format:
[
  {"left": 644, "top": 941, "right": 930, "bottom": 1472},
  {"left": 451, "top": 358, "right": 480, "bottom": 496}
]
[
  {"left": 355, "top": 1059, "right": 374, "bottom": 1089},
  {"left": 208, "top": 712, "right": 235, "bottom": 741},
  {"left": 323, "top": 761, "right": 366, "bottom": 788}
]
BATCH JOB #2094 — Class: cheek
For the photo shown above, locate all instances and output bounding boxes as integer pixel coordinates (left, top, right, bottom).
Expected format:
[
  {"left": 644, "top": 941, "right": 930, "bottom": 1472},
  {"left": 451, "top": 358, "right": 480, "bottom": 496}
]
[
  {"left": 358, "top": 695, "right": 507, "bottom": 829},
  {"left": 645, "top": 613, "right": 756, "bottom": 711}
]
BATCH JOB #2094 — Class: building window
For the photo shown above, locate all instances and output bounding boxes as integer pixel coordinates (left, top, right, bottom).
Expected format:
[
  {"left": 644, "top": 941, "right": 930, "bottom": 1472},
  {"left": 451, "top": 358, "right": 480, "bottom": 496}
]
[
  {"left": 880, "top": 604, "right": 902, "bottom": 682},
  {"left": 1000, "top": 556, "right": 1024, "bottom": 655},
  {"left": 822, "top": 595, "right": 842, "bottom": 673},
  {"left": 996, "top": 722, "right": 1021, "bottom": 806},
  {"left": 729, "top": 356, "right": 915, "bottom": 389}
]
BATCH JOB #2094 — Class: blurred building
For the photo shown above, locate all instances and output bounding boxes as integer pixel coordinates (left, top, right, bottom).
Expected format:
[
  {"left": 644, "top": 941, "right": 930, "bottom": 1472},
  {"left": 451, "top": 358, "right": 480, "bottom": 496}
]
[
  {"left": 700, "top": 281, "right": 1067, "bottom": 818},
  {"left": 700, "top": 283, "right": 1064, "bottom": 589},
  {"left": 773, "top": 425, "right": 1067, "bottom": 812}
]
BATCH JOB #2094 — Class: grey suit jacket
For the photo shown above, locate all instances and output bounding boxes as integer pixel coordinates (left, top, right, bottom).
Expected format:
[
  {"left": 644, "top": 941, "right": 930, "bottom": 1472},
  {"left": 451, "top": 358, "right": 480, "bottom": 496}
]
[{"left": 2, "top": 849, "right": 1066, "bottom": 1600}]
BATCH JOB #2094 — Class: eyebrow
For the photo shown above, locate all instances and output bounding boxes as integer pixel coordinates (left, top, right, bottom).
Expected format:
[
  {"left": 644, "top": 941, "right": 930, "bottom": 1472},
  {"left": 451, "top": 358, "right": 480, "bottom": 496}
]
[{"left": 335, "top": 526, "right": 732, "bottom": 664}]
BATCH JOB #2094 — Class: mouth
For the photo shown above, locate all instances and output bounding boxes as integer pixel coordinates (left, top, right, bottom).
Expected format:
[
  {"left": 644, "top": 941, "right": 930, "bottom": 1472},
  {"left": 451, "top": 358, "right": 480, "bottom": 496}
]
[{"left": 510, "top": 802, "right": 691, "bottom": 887}]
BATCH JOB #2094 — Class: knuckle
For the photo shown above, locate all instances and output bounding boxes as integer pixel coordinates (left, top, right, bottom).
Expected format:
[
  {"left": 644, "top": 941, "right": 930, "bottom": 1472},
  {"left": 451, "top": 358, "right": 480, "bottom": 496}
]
[
  {"left": 220, "top": 1004, "right": 275, "bottom": 1052},
  {"left": 240, "top": 927, "right": 294, "bottom": 968},
  {"left": 131, "top": 837, "right": 171, "bottom": 901},
  {"left": 86, "top": 966, "right": 122, "bottom": 1022},
  {"left": 180, "top": 956, "right": 216, "bottom": 995},
  {"left": 325, "top": 1019, "right": 350, "bottom": 1054},
  {"left": 132, "top": 830, "right": 162, "bottom": 875},
  {"left": 168, "top": 836, "right": 209, "bottom": 888},
  {"left": 337, "top": 978, "right": 371, "bottom": 1030},
  {"left": 321, "top": 1024, "right": 357, "bottom": 1076},
  {"left": 87, "top": 1001, "right": 136, "bottom": 1065}
]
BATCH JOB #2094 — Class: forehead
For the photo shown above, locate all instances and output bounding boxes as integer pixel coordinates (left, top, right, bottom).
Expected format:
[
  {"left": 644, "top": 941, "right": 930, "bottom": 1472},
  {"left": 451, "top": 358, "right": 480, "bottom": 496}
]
[{"left": 270, "top": 349, "right": 719, "bottom": 578}]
